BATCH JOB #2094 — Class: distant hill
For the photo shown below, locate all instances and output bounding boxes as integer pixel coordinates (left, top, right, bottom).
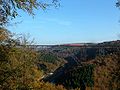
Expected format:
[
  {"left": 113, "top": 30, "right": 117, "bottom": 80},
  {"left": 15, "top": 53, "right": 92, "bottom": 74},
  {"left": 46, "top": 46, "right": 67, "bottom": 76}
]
[
  {"left": 18, "top": 40, "right": 120, "bottom": 51},
  {"left": 41, "top": 40, "right": 120, "bottom": 89}
]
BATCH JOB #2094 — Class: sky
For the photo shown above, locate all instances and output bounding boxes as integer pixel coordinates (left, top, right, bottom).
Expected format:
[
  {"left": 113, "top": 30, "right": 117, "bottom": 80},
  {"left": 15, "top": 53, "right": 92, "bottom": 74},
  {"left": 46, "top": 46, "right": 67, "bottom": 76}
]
[{"left": 8, "top": 0, "right": 120, "bottom": 45}]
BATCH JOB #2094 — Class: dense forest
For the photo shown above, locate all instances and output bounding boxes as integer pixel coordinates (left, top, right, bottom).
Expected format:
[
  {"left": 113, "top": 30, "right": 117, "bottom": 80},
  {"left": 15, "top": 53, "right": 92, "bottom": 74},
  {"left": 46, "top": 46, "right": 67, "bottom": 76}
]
[
  {"left": 0, "top": 29, "right": 120, "bottom": 90},
  {"left": 0, "top": 0, "right": 120, "bottom": 90},
  {"left": 40, "top": 40, "right": 120, "bottom": 90}
]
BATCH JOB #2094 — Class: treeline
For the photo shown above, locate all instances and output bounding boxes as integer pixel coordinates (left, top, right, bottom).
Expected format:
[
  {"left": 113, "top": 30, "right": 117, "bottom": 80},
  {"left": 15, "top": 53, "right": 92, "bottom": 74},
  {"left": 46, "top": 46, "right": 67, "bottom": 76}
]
[
  {"left": 0, "top": 28, "right": 120, "bottom": 90},
  {"left": 42, "top": 41, "right": 120, "bottom": 90},
  {"left": 0, "top": 28, "right": 66, "bottom": 90},
  {"left": 44, "top": 50, "right": 120, "bottom": 90}
]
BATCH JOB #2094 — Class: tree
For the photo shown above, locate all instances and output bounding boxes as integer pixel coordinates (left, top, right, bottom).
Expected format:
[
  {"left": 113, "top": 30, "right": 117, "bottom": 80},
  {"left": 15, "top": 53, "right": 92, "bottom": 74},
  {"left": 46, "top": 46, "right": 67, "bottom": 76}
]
[
  {"left": 0, "top": 0, "right": 60, "bottom": 26},
  {"left": 116, "top": 0, "right": 120, "bottom": 8},
  {"left": 1, "top": 0, "right": 119, "bottom": 27},
  {"left": 0, "top": 28, "right": 10, "bottom": 41},
  {"left": 0, "top": 31, "right": 42, "bottom": 89}
]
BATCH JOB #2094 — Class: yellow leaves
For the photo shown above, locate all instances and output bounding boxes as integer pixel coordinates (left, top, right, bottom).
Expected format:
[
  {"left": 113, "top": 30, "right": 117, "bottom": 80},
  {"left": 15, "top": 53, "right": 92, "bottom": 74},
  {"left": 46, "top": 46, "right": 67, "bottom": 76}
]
[
  {"left": 32, "top": 81, "right": 66, "bottom": 90},
  {"left": 0, "top": 30, "right": 66, "bottom": 89},
  {"left": 28, "top": 80, "right": 66, "bottom": 90},
  {"left": 90, "top": 54, "right": 120, "bottom": 90},
  {"left": 0, "top": 28, "right": 9, "bottom": 41}
]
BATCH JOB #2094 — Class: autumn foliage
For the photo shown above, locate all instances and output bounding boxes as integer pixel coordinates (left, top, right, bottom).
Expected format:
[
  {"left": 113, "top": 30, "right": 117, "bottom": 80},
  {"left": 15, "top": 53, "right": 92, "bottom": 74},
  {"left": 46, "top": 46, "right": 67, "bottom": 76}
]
[{"left": 0, "top": 28, "right": 66, "bottom": 90}]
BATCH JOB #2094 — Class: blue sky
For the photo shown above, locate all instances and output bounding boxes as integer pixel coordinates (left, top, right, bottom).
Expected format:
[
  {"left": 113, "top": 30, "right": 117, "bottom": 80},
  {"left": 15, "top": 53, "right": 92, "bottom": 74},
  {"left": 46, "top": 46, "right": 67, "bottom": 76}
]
[{"left": 8, "top": 0, "right": 120, "bottom": 45}]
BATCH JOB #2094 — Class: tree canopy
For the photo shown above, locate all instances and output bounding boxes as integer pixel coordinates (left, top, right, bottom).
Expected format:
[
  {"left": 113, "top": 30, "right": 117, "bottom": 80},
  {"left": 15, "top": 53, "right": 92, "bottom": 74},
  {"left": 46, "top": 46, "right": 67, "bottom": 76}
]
[
  {"left": 116, "top": 0, "right": 120, "bottom": 7},
  {"left": 0, "top": 0, "right": 60, "bottom": 26},
  {"left": 0, "top": 0, "right": 120, "bottom": 27}
]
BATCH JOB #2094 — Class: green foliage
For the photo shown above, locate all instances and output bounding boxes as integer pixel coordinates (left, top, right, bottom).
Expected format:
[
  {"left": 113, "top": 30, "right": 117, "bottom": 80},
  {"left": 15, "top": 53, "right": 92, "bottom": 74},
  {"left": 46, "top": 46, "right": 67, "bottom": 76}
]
[
  {"left": 39, "top": 52, "right": 59, "bottom": 63},
  {"left": 0, "top": 28, "right": 66, "bottom": 90},
  {"left": 1, "top": 28, "right": 120, "bottom": 90},
  {"left": 0, "top": 40, "right": 43, "bottom": 89},
  {"left": 57, "top": 64, "right": 95, "bottom": 89},
  {"left": 38, "top": 52, "right": 66, "bottom": 73}
]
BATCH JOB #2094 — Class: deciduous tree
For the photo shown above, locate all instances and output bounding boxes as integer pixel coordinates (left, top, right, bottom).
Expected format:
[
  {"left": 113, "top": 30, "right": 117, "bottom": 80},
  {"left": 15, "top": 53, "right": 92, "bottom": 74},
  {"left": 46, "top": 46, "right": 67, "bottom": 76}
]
[{"left": 0, "top": 0, "right": 60, "bottom": 26}]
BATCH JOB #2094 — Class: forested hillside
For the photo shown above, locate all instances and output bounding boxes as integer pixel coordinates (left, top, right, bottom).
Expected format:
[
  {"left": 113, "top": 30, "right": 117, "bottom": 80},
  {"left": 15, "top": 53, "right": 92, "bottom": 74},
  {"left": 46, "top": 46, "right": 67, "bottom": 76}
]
[
  {"left": 39, "top": 40, "right": 120, "bottom": 90},
  {"left": 0, "top": 28, "right": 66, "bottom": 90},
  {"left": 0, "top": 29, "right": 120, "bottom": 90},
  {"left": 0, "top": 0, "right": 120, "bottom": 90}
]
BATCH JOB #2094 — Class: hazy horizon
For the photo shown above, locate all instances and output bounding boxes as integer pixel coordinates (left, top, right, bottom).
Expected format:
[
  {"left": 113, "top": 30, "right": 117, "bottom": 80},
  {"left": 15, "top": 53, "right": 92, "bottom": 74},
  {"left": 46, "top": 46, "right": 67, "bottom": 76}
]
[{"left": 8, "top": 0, "right": 120, "bottom": 45}]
